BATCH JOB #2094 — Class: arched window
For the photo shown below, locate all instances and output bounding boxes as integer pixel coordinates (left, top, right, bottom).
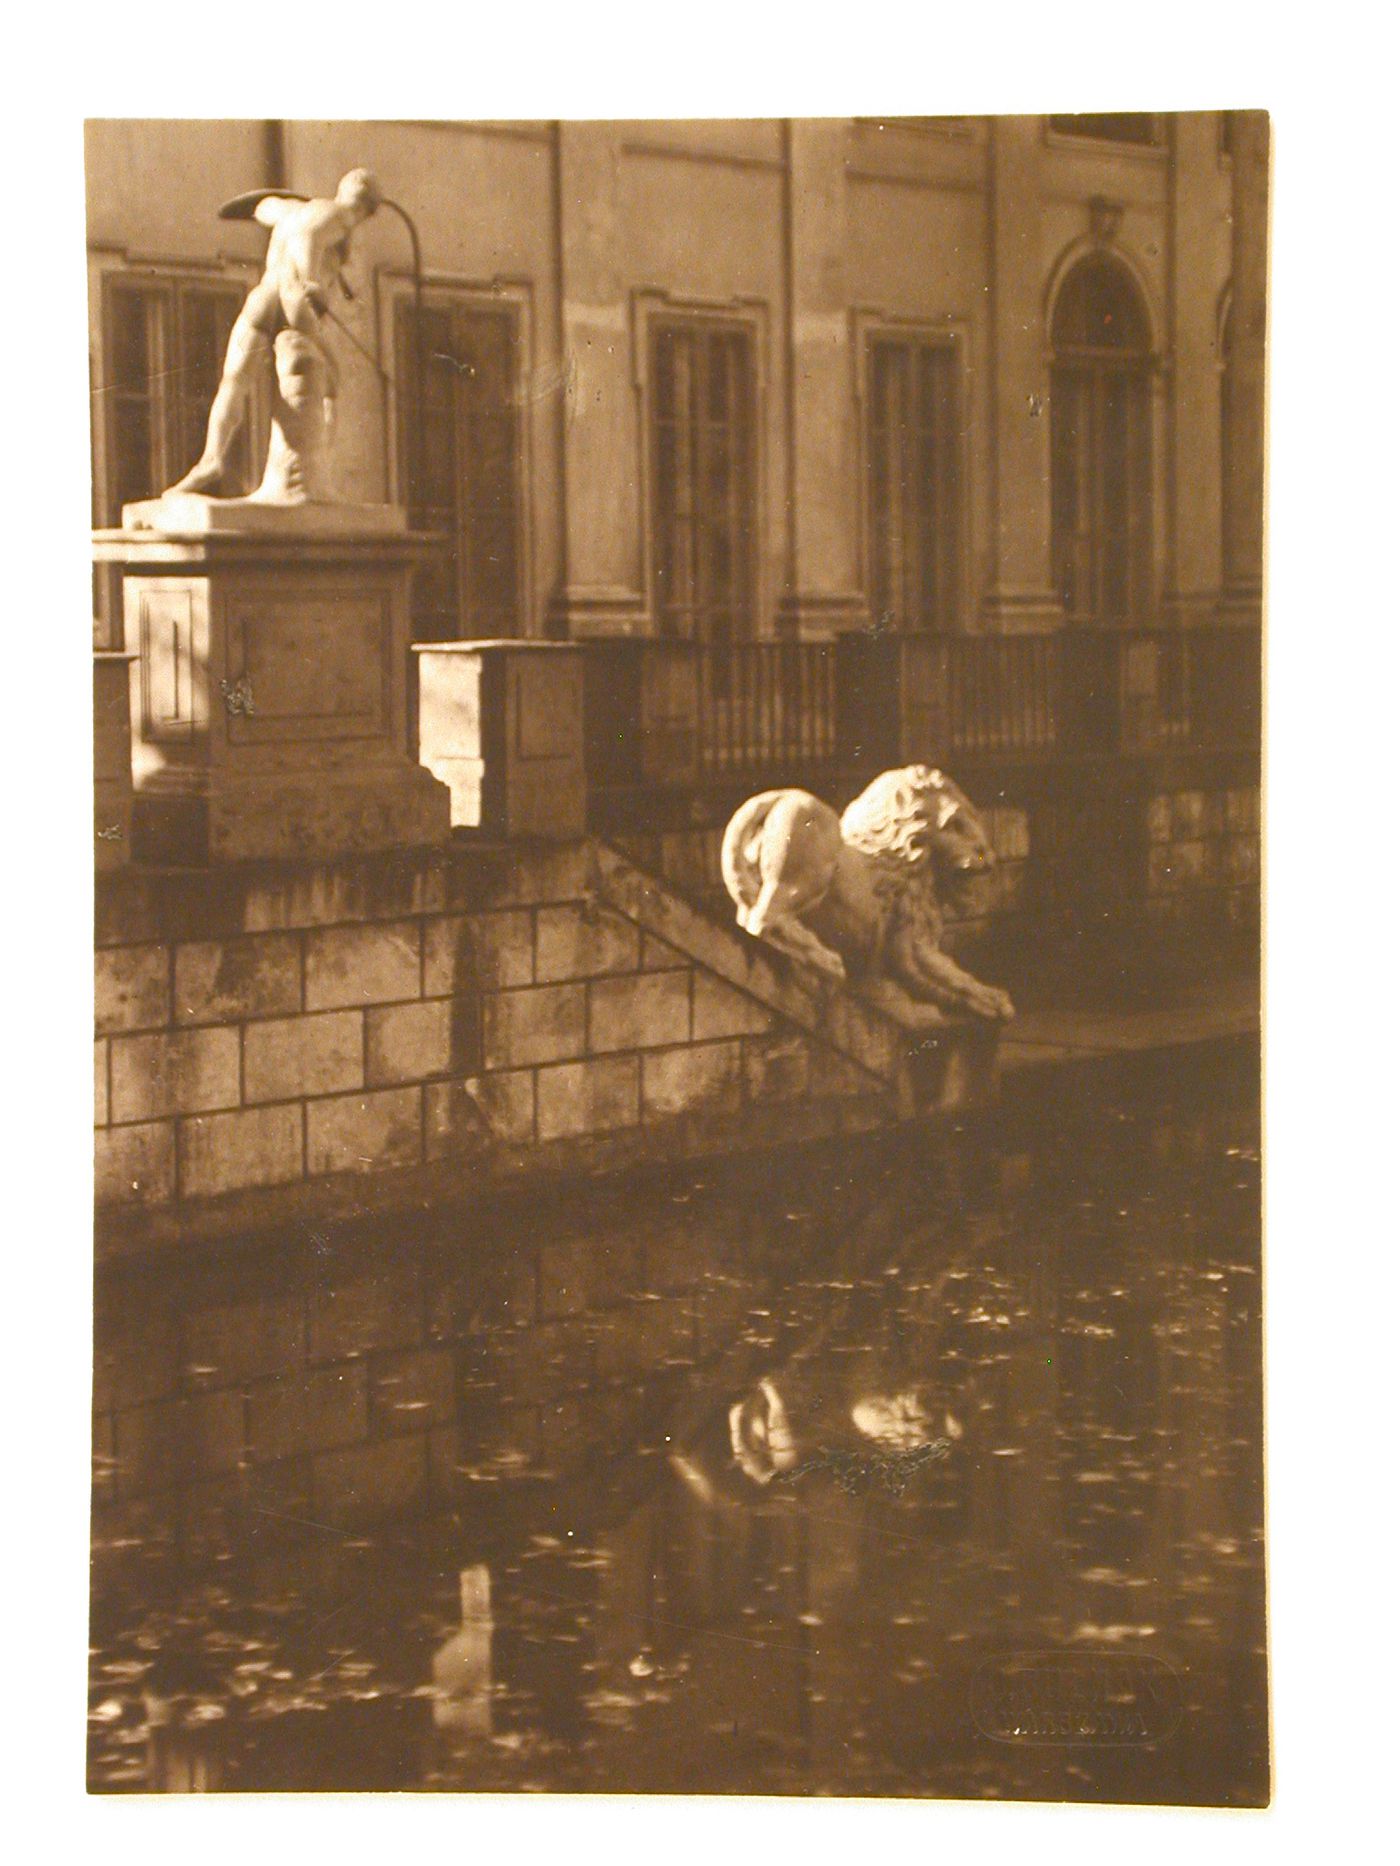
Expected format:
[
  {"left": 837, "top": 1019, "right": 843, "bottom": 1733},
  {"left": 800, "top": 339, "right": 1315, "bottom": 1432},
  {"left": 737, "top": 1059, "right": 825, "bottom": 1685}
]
[{"left": 1050, "top": 256, "right": 1153, "bottom": 627}]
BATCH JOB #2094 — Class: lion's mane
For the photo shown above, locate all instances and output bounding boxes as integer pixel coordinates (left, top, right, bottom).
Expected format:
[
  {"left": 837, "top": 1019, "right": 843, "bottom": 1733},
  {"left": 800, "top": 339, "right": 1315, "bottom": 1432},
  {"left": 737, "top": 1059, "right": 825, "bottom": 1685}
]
[{"left": 839, "top": 765, "right": 955, "bottom": 870}]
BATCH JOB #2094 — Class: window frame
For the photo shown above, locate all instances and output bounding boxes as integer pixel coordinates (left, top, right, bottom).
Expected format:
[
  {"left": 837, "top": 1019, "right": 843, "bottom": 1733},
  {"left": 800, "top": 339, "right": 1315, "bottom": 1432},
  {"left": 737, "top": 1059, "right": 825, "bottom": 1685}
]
[
  {"left": 1045, "top": 114, "right": 1166, "bottom": 158},
  {"left": 90, "top": 254, "right": 265, "bottom": 644},
  {"left": 1048, "top": 256, "right": 1156, "bottom": 629},
  {"left": 853, "top": 313, "right": 971, "bottom": 635},
  {"left": 632, "top": 291, "right": 769, "bottom": 643},
  {"left": 646, "top": 315, "right": 759, "bottom": 646},
  {"left": 379, "top": 271, "right": 534, "bottom": 641},
  {"left": 96, "top": 264, "right": 267, "bottom": 526}
]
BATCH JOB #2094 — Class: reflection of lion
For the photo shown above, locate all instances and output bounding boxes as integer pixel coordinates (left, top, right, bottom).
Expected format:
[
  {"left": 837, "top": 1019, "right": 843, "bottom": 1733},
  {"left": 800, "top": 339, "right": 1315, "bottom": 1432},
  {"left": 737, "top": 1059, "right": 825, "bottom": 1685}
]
[{"left": 720, "top": 765, "right": 1014, "bottom": 1023}]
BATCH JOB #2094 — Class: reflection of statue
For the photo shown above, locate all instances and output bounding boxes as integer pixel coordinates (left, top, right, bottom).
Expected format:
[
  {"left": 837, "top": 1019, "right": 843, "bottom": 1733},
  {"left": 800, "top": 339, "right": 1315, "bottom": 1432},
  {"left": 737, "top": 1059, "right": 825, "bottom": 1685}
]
[
  {"left": 728, "top": 1372, "right": 965, "bottom": 1490},
  {"left": 167, "top": 169, "right": 382, "bottom": 496},
  {"left": 430, "top": 1566, "right": 494, "bottom": 1739},
  {"left": 720, "top": 765, "right": 1015, "bottom": 1023}
]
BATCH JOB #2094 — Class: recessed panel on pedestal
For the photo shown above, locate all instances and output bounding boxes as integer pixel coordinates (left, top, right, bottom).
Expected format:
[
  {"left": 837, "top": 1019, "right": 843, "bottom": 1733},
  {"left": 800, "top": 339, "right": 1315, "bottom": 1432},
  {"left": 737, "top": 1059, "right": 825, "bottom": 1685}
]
[
  {"left": 225, "top": 589, "right": 391, "bottom": 744},
  {"left": 134, "top": 583, "right": 207, "bottom": 742}
]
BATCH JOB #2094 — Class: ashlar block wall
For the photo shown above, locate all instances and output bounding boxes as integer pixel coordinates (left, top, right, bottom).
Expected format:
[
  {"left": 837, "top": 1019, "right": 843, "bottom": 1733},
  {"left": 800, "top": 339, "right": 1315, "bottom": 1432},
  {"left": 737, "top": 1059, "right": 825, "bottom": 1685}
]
[{"left": 95, "top": 841, "right": 899, "bottom": 1248}]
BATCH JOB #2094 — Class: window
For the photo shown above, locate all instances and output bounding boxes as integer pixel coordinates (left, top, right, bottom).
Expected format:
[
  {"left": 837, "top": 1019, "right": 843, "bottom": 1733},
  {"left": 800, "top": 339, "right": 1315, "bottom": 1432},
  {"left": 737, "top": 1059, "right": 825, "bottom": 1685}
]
[
  {"left": 99, "top": 274, "right": 257, "bottom": 521},
  {"left": 650, "top": 320, "right": 757, "bottom": 644},
  {"left": 1049, "top": 114, "right": 1161, "bottom": 148},
  {"left": 396, "top": 298, "right": 523, "bottom": 640},
  {"left": 1050, "top": 256, "right": 1154, "bottom": 626},
  {"left": 865, "top": 335, "right": 960, "bottom": 631}
]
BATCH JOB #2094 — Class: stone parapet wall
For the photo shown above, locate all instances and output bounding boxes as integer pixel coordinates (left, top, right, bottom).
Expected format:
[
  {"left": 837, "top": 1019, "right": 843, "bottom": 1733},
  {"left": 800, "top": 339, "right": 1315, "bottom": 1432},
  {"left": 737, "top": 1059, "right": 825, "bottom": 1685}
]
[
  {"left": 1144, "top": 785, "right": 1260, "bottom": 931},
  {"left": 95, "top": 841, "right": 921, "bottom": 1252}
]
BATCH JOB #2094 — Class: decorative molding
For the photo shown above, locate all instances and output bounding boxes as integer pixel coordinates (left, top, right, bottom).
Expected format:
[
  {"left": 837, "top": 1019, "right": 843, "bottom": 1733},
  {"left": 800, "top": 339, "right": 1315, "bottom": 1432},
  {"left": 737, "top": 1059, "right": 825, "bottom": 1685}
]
[
  {"left": 547, "top": 586, "right": 650, "bottom": 640},
  {"left": 846, "top": 167, "right": 985, "bottom": 197},
  {"left": 978, "top": 589, "right": 1065, "bottom": 636},
  {"left": 774, "top": 591, "right": 870, "bottom": 642},
  {"left": 1044, "top": 118, "right": 1168, "bottom": 163},
  {"left": 849, "top": 308, "right": 976, "bottom": 633},
  {"left": 1088, "top": 194, "right": 1125, "bottom": 246},
  {"left": 620, "top": 138, "right": 783, "bottom": 176},
  {"left": 1042, "top": 236, "right": 1166, "bottom": 358},
  {"left": 389, "top": 120, "right": 552, "bottom": 145},
  {"left": 87, "top": 242, "right": 265, "bottom": 276},
  {"left": 853, "top": 116, "right": 979, "bottom": 141}
]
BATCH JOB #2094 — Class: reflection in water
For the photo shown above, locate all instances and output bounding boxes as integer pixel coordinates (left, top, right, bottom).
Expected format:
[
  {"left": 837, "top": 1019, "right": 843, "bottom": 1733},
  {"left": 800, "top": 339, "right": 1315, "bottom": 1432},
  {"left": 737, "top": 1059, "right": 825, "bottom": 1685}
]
[
  {"left": 431, "top": 1567, "right": 493, "bottom": 1738},
  {"left": 89, "top": 1073, "right": 1266, "bottom": 1803}
]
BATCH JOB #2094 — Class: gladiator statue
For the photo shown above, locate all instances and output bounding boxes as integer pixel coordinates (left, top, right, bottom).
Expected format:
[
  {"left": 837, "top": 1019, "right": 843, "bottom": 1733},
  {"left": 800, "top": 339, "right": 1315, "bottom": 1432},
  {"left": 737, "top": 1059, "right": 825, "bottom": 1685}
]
[{"left": 167, "top": 168, "right": 382, "bottom": 496}]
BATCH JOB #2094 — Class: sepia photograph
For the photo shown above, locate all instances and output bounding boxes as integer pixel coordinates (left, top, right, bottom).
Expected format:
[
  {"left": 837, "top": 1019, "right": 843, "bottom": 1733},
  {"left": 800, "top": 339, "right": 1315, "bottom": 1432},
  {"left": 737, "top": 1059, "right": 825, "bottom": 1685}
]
[{"left": 82, "top": 103, "right": 1269, "bottom": 1805}]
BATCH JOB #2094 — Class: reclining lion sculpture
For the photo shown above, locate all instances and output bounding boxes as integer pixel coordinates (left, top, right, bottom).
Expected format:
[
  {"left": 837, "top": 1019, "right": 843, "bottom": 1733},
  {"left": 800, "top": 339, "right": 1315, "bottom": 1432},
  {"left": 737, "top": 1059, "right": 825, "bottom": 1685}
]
[{"left": 720, "top": 765, "right": 1014, "bottom": 1025}]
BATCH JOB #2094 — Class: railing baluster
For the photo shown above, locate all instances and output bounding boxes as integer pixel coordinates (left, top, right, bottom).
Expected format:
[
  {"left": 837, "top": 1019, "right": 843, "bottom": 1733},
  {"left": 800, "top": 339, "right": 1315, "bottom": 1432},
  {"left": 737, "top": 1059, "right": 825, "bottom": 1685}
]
[
  {"left": 620, "top": 624, "right": 1253, "bottom": 821},
  {"left": 769, "top": 638, "right": 780, "bottom": 761}
]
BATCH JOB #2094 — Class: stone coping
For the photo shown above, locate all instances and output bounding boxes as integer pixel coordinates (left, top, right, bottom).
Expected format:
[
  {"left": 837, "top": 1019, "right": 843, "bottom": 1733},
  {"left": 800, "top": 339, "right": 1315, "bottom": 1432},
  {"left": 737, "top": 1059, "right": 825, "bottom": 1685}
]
[
  {"left": 118, "top": 495, "right": 407, "bottom": 537},
  {"left": 92, "top": 526, "right": 437, "bottom": 564},
  {"left": 94, "top": 1088, "right": 894, "bottom": 1262},
  {"left": 411, "top": 640, "right": 583, "bottom": 653}
]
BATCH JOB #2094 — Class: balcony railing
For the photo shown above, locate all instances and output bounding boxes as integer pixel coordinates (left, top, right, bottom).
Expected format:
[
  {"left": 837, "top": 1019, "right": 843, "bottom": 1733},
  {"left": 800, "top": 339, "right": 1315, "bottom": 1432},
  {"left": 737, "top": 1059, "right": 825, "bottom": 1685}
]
[
  {"left": 582, "top": 638, "right": 845, "bottom": 807},
  {"left": 698, "top": 642, "right": 840, "bottom": 776},
  {"left": 937, "top": 633, "right": 1062, "bottom": 759},
  {"left": 582, "top": 625, "right": 1260, "bottom": 822}
]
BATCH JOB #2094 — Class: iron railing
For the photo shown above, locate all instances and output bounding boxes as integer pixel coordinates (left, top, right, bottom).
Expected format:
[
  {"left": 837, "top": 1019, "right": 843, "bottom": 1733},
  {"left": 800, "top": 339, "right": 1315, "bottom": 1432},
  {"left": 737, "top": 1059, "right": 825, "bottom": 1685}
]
[
  {"left": 582, "top": 625, "right": 1260, "bottom": 815},
  {"left": 697, "top": 641, "right": 840, "bottom": 776}
]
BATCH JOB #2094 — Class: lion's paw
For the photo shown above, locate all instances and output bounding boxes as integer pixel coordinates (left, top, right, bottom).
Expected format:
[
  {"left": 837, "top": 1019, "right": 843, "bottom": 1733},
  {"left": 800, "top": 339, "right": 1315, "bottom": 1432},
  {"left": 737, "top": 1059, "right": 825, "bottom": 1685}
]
[{"left": 968, "top": 985, "right": 1015, "bottom": 1021}]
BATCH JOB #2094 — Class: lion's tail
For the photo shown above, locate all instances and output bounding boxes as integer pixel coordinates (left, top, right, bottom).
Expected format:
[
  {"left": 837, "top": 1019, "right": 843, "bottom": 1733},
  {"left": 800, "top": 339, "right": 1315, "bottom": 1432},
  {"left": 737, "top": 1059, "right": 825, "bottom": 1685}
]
[
  {"left": 744, "top": 875, "right": 787, "bottom": 938},
  {"left": 720, "top": 791, "right": 786, "bottom": 931}
]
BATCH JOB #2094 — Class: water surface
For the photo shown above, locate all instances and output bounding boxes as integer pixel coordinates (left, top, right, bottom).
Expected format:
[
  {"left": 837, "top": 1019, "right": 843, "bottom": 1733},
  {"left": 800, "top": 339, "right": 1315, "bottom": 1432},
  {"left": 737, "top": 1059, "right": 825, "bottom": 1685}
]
[{"left": 90, "top": 1058, "right": 1266, "bottom": 1802}]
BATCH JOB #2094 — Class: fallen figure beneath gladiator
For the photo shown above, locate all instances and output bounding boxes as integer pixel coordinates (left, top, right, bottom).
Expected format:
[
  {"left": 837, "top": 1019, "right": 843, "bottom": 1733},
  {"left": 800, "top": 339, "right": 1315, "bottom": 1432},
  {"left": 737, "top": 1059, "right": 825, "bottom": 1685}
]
[{"left": 720, "top": 765, "right": 1016, "bottom": 1026}]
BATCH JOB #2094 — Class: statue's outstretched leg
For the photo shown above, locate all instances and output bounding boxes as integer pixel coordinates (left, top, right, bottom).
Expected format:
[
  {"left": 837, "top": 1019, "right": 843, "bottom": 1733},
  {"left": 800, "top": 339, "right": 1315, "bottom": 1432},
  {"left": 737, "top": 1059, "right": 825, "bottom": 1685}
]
[
  {"left": 891, "top": 927, "right": 1015, "bottom": 1021},
  {"left": 167, "top": 317, "right": 272, "bottom": 496},
  {"left": 757, "top": 913, "right": 848, "bottom": 983}
]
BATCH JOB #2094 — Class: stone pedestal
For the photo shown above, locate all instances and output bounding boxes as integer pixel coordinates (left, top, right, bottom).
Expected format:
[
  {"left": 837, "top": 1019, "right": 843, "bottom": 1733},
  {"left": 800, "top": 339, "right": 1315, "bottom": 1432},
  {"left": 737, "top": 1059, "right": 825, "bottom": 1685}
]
[
  {"left": 93, "top": 651, "right": 136, "bottom": 870},
  {"left": 93, "top": 503, "right": 451, "bottom": 864},
  {"left": 415, "top": 640, "right": 585, "bottom": 839}
]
